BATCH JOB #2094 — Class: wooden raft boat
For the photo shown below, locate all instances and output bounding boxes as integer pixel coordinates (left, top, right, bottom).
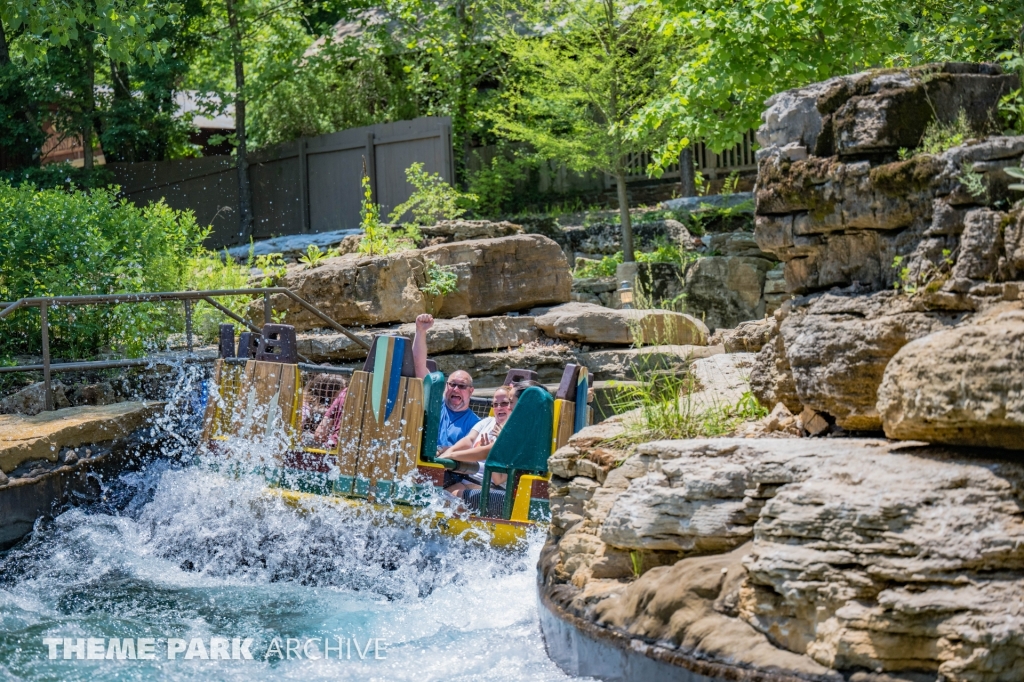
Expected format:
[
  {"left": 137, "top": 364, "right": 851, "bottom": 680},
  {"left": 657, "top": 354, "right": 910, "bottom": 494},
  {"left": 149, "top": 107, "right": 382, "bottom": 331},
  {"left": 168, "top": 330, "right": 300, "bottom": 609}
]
[{"left": 200, "top": 326, "right": 590, "bottom": 548}]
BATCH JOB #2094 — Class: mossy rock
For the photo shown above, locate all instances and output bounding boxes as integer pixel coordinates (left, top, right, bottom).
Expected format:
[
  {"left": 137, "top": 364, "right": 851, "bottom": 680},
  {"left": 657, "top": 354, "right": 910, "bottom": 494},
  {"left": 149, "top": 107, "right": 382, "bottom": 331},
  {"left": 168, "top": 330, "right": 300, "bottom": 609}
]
[{"left": 869, "top": 156, "right": 944, "bottom": 197}]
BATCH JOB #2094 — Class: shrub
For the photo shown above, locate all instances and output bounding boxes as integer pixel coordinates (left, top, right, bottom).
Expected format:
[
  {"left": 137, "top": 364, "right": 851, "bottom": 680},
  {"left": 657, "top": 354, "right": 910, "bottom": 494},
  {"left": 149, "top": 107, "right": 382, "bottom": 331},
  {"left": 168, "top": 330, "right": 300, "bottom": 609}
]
[
  {"left": 184, "top": 251, "right": 251, "bottom": 342},
  {"left": 607, "top": 366, "right": 767, "bottom": 445},
  {"left": 918, "top": 110, "right": 974, "bottom": 155},
  {"left": 358, "top": 175, "right": 420, "bottom": 256},
  {"left": 466, "top": 151, "right": 532, "bottom": 217},
  {"left": 388, "top": 162, "right": 478, "bottom": 226},
  {"left": 0, "top": 182, "right": 208, "bottom": 360}
]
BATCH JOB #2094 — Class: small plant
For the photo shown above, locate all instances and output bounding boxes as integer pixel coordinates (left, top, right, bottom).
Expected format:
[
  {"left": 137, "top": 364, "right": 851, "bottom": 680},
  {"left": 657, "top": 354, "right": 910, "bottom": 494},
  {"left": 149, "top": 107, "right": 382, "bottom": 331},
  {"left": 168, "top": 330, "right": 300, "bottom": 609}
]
[
  {"left": 1005, "top": 166, "right": 1024, "bottom": 192},
  {"left": 897, "top": 147, "right": 912, "bottom": 161},
  {"left": 298, "top": 244, "right": 340, "bottom": 270},
  {"left": 720, "top": 171, "right": 741, "bottom": 195},
  {"left": 388, "top": 162, "right": 478, "bottom": 226},
  {"left": 629, "top": 550, "right": 643, "bottom": 578},
  {"left": 247, "top": 245, "right": 287, "bottom": 287},
  {"left": 891, "top": 255, "right": 916, "bottom": 294},
  {"left": 466, "top": 151, "right": 533, "bottom": 217},
  {"left": 918, "top": 110, "right": 974, "bottom": 155},
  {"left": 574, "top": 253, "right": 622, "bottom": 278},
  {"left": 358, "top": 175, "right": 418, "bottom": 256},
  {"left": 998, "top": 88, "right": 1024, "bottom": 135},
  {"left": 419, "top": 258, "right": 460, "bottom": 314},
  {"left": 958, "top": 162, "right": 988, "bottom": 201}
]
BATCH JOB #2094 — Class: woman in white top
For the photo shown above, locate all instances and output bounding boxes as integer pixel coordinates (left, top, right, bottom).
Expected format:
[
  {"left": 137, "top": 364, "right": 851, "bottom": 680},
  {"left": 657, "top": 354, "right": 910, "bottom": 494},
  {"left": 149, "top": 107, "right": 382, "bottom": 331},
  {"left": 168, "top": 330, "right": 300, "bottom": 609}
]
[{"left": 441, "top": 385, "right": 515, "bottom": 495}]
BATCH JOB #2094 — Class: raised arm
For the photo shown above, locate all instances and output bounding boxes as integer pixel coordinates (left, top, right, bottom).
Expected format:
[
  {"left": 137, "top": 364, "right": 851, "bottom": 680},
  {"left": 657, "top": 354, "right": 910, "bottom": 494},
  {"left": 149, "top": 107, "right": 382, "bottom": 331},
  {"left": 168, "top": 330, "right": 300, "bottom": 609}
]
[{"left": 412, "top": 313, "right": 434, "bottom": 379}]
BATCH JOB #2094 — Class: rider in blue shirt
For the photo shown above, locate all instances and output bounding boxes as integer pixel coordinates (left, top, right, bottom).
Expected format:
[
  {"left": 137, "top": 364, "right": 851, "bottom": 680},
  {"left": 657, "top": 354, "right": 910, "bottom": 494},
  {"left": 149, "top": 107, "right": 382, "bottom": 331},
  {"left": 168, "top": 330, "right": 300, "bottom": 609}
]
[{"left": 412, "top": 314, "right": 480, "bottom": 450}]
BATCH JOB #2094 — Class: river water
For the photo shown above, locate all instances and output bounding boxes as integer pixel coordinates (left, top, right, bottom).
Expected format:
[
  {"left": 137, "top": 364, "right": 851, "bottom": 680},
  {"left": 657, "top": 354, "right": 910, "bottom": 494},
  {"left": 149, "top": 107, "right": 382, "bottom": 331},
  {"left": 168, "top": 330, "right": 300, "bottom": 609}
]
[{"left": 0, "top": 381, "right": 585, "bottom": 681}]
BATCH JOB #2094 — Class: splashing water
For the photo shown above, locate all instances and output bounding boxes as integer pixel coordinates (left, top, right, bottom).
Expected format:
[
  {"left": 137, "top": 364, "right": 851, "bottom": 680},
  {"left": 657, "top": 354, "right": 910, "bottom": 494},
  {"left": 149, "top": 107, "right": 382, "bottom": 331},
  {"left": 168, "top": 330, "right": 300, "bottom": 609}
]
[{"left": 0, "top": 364, "right": 585, "bottom": 681}]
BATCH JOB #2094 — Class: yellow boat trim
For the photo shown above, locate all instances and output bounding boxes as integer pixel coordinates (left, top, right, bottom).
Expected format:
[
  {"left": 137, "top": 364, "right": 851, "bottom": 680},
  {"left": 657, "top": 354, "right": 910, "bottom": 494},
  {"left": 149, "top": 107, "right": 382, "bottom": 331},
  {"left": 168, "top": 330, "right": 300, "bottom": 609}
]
[{"left": 270, "top": 488, "right": 532, "bottom": 549}]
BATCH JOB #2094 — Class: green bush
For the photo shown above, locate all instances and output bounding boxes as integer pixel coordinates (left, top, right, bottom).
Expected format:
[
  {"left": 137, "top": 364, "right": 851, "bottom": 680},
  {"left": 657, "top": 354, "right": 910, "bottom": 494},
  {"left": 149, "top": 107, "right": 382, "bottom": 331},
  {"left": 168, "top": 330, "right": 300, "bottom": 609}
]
[
  {"left": 0, "top": 182, "right": 208, "bottom": 360},
  {"left": 388, "top": 162, "right": 478, "bottom": 226},
  {"left": 0, "top": 163, "right": 115, "bottom": 191},
  {"left": 185, "top": 251, "right": 251, "bottom": 342}
]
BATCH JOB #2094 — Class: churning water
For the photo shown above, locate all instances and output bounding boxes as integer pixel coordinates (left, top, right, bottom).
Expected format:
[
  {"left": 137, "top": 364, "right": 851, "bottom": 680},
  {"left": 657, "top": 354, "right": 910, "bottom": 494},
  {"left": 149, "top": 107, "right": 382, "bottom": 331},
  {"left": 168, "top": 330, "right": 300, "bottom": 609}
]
[{"left": 0, "top": 368, "right": 584, "bottom": 681}]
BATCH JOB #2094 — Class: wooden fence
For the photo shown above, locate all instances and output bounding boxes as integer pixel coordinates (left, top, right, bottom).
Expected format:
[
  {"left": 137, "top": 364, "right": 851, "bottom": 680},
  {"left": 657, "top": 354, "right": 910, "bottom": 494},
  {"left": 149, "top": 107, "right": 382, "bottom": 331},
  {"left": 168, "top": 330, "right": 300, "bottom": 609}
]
[
  {"left": 614, "top": 129, "right": 758, "bottom": 185},
  {"left": 109, "top": 117, "right": 454, "bottom": 248}
]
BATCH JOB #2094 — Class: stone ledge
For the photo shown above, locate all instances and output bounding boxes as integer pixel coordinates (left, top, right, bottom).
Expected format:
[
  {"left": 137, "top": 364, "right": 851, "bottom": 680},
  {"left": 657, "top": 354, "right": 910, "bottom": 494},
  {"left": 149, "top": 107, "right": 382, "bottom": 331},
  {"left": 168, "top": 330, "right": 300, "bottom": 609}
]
[{"left": 0, "top": 401, "right": 162, "bottom": 474}]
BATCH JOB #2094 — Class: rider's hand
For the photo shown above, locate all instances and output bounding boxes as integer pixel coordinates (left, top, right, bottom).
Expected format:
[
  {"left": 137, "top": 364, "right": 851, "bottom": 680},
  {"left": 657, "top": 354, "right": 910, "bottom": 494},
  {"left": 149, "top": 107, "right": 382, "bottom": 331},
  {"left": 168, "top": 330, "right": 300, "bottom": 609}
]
[{"left": 416, "top": 313, "right": 434, "bottom": 332}]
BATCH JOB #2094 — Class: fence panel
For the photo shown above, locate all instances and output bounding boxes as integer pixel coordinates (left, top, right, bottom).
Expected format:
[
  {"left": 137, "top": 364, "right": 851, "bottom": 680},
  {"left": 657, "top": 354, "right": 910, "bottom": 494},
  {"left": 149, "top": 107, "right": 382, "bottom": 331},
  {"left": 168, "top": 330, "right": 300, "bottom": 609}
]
[
  {"left": 110, "top": 117, "right": 453, "bottom": 248},
  {"left": 250, "top": 141, "right": 303, "bottom": 239},
  {"left": 372, "top": 118, "right": 454, "bottom": 221}
]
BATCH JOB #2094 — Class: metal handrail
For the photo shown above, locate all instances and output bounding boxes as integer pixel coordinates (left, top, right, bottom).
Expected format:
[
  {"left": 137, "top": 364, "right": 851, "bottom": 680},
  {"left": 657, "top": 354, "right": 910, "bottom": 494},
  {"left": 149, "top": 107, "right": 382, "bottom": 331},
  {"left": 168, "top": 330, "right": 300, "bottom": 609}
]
[{"left": 0, "top": 287, "right": 369, "bottom": 411}]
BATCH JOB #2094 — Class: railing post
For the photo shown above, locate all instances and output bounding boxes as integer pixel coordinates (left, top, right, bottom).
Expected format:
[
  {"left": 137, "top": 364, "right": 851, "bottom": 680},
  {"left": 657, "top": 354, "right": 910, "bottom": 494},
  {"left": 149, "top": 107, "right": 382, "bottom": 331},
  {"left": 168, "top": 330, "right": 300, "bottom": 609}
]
[
  {"left": 184, "top": 299, "right": 194, "bottom": 354},
  {"left": 40, "top": 302, "right": 53, "bottom": 411},
  {"left": 263, "top": 291, "right": 271, "bottom": 326}
]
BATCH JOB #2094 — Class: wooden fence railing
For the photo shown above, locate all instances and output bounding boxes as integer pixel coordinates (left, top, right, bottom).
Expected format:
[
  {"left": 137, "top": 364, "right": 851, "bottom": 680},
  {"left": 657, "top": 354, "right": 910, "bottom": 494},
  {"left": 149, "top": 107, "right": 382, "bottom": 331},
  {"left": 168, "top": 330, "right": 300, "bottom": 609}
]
[{"left": 609, "top": 129, "right": 758, "bottom": 186}]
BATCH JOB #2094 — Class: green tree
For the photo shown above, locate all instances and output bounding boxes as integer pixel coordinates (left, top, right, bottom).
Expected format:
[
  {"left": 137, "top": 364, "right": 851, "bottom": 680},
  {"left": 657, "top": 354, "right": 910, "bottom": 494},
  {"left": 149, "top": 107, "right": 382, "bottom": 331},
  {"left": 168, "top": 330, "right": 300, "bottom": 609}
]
[
  {"left": 189, "top": 0, "right": 319, "bottom": 239},
  {"left": 489, "top": 0, "right": 675, "bottom": 261},
  {"left": 636, "top": 0, "right": 1024, "bottom": 167}
]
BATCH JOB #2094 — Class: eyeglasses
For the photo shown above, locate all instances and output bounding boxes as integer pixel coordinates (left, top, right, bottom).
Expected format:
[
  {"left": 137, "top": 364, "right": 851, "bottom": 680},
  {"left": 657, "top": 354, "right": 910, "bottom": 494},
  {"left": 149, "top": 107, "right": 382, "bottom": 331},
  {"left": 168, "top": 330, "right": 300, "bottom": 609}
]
[
  {"left": 492, "top": 400, "right": 512, "bottom": 408},
  {"left": 446, "top": 381, "right": 471, "bottom": 391}
]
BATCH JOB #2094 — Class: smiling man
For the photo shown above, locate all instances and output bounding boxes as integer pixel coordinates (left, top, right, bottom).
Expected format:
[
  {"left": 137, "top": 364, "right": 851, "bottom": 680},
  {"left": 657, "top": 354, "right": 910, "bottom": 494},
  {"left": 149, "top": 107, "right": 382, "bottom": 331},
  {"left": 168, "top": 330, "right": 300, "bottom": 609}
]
[{"left": 412, "top": 314, "right": 481, "bottom": 450}]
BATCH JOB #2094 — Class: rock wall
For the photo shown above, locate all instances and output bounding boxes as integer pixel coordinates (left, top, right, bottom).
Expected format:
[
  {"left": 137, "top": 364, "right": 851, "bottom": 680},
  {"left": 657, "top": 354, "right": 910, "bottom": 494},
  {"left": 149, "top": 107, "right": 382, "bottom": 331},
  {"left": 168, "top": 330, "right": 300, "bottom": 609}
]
[
  {"left": 543, "top": 431, "right": 1024, "bottom": 682},
  {"left": 749, "top": 62, "right": 1024, "bottom": 442}
]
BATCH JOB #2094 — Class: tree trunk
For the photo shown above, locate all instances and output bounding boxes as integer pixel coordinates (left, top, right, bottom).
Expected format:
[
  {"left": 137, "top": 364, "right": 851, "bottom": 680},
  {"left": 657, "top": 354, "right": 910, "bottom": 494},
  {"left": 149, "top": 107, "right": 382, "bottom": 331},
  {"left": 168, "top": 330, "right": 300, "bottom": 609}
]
[
  {"left": 109, "top": 59, "right": 133, "bottom": 162},
  {"left": 82, "top": 32, "right": 95, "bottom": 171},
  {"left": 0, "top": 19, "right": 10, "bottom": 66},
  {"left": 679, "top": 146, "right": 696, "bottom": 197},
  {"left": 226, "top": 0, "right": 253, "bottom": 241},
  {"left": 615, "top": 170, "right": 634, "bottom": 262}
]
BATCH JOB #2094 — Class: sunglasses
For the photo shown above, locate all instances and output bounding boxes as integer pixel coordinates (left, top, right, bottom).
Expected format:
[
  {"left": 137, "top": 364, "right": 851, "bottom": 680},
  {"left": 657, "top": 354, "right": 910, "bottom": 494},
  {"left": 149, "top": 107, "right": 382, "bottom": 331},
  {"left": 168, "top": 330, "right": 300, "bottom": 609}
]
[
  {"left": 492, "top": 400, "right": 512, "bottom": 408},
  {"left": 446, "top": 381, "right": 471, "bottom": 391}
]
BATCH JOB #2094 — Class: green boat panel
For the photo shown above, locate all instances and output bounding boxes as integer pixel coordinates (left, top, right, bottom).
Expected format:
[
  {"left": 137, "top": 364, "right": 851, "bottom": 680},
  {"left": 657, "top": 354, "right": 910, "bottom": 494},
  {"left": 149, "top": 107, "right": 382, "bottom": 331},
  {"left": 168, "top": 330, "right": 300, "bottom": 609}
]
[
  {"left": 480, "top": 386, "right": 553, "bottom": 519},
  {"left": 420, "top": 371, "right": 446, "bottom": 462}
]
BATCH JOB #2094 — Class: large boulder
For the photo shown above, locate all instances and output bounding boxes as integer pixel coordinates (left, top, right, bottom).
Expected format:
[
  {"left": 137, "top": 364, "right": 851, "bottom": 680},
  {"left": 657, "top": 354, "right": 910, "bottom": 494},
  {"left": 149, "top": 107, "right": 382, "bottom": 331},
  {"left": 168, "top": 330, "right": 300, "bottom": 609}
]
[
  {"left": 259, "top": 234, "right": 571, "bottom": 330},
  {"left": 534, "top": 302, "right": 708, "bottom": 346},
  {"left": 681, "top": 256, "right": 774, "bottom": 331},
  {"left": 419, "top": 234, "right": 572, "bottom": 318},
  {"left": 576, "top": 344, "right": 721, "bottom": 382},
  {"left": 779, "top": 291, "right": 963, "bottom": 430},
  {"left": 877, "top": 303, "right": 1024, "bottom": 449}
]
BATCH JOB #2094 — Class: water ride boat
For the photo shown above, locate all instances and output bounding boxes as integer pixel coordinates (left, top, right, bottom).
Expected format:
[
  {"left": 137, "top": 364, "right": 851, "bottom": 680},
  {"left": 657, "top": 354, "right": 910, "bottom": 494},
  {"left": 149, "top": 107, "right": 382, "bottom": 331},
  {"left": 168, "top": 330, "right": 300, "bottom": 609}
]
[{"left": 200, "top": 323, "right": 591, "bottom": 548}]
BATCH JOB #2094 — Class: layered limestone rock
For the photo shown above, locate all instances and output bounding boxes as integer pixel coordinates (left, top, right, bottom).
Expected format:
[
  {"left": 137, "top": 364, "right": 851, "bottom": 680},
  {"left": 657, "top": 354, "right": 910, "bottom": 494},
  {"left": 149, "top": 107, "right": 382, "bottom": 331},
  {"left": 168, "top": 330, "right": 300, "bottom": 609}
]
[
  {"left": 749, "top": 63, "right": 1024, "bottom": 438},
  {"left": 295, "top": 315, "right": 539, "bottom": 362},
  {"left": 543, "top": 434, "right": 1024, "bottom": 681},
  {"left": 681, "top": 255, "right": 775, "bottom": 330},
  {"left": 777, "top": 291, "right": 965, "bottom": 430},
  {"left": 0, "top": 402, "right": 161, "bottom": 474},
  {"left": 533, "top": 302, "right": 708, "bottom": 346},
  {"left": 417, "top": 219, "right": 522, "bottom": 245},
  {"left": 877, "top": 303, "right": 1024, "bottom": 448},
  {"left": 259, "top": 234, "right": 571, "bottom": 330}
]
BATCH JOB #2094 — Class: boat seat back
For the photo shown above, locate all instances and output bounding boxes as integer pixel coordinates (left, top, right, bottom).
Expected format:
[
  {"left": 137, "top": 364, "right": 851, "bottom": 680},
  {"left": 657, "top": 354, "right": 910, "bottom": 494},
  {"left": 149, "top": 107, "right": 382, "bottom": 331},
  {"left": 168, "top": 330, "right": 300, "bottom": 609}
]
[
  {"left": 479, "top": 386, "right": 553, "bottom": 519},
  {"left": 201, "top": 358, "right": 301, "bottom": 444},
  {"left": 237, "top": 331, "right": 261, "bottom": 358},
  {"left": 219, "top": 324, "right": 236, "bottom": 358},
  {"left": 503, "top": 368, "right": 538, "bottom": 386},
  {"left": 551, "top": 364, "right": 589, "bottom": 452},
  {"left": 334, "top": 335, "right": 425, "bottom": 499},
  {"left": 256, "top": 324, "right": 298, "bottom": 364}
]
